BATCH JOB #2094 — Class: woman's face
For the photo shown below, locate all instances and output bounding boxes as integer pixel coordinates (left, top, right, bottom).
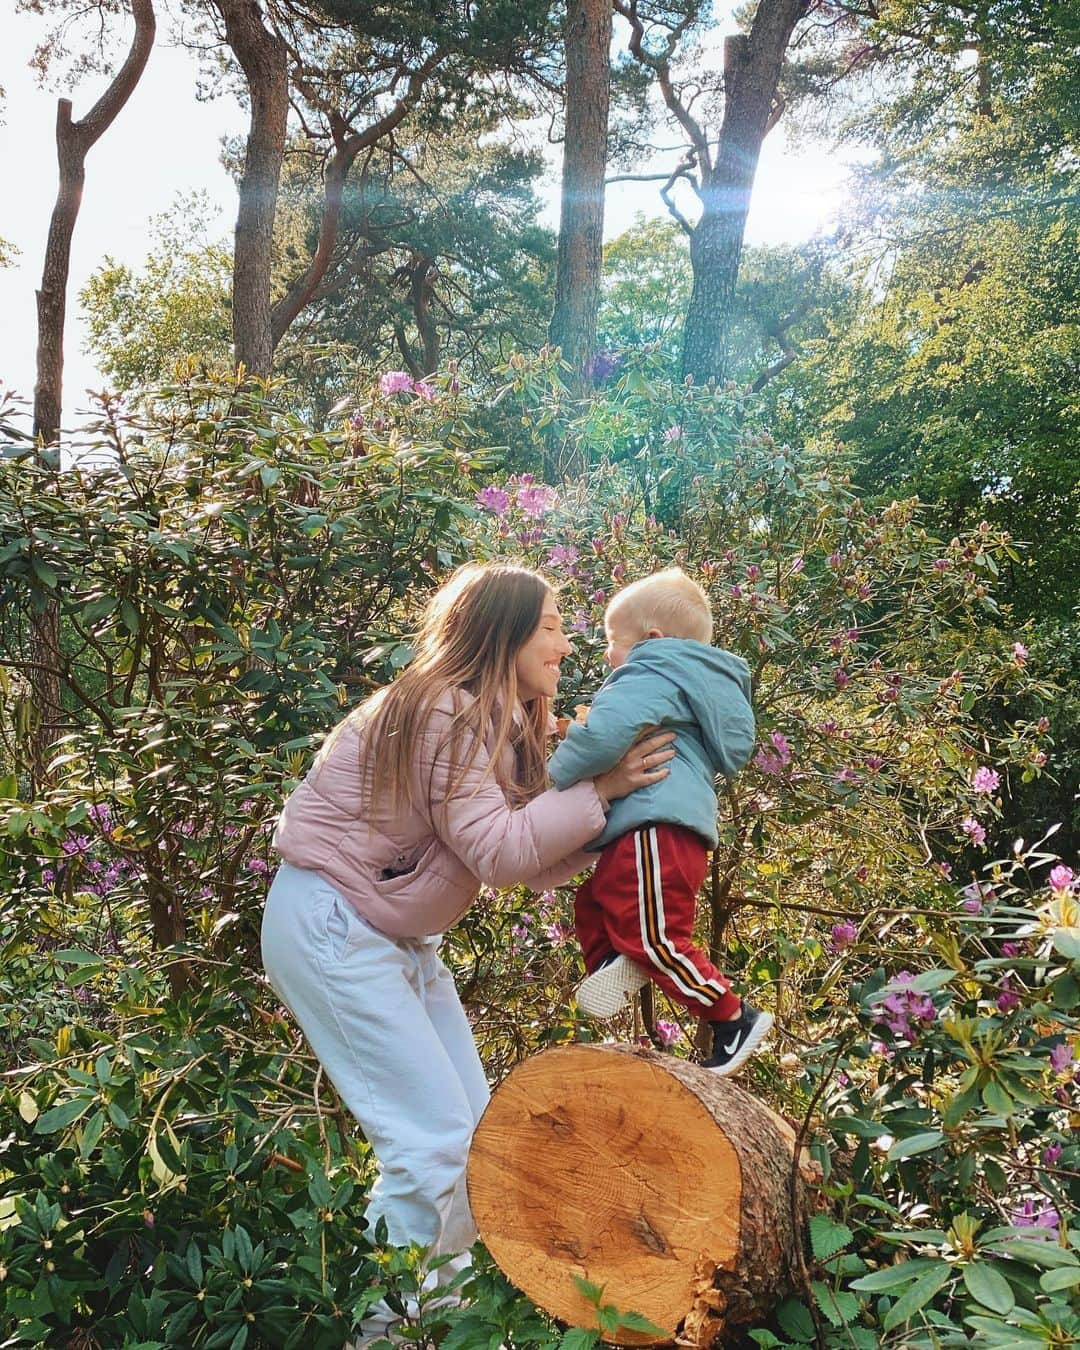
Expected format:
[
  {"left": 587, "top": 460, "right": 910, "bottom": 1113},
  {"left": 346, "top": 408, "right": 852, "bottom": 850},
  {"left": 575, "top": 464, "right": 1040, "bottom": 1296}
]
[{"left": 514, "top": 592, "right": 572, "bottom": 702}]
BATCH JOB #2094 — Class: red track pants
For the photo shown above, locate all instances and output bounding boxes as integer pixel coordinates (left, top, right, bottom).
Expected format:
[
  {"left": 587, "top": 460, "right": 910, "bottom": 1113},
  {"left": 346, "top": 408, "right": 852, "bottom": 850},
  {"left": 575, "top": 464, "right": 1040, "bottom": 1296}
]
[{"left": 574, "top": 824, "right": 740, "bottom": 1022}]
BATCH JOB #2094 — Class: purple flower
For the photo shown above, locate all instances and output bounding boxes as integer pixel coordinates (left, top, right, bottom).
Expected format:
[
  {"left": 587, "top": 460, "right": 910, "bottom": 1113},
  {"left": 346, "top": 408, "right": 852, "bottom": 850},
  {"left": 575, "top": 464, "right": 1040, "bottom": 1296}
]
[
  {"left": 1050, "top": 1042, "right": 1074, "bottom": 1073},
  {"left": 41, "top": 868, "right": 56, "bottom": 884},
  {"left": 655, "top": 1018, "right": 682, "bottom": 1047},
  {"left": 414, "top": 380, "right": 436, "bottom": 402},
  {"left": 1001, "top": 941, "right": 1020, "bottom": 957},
  {"left": 1013, "top": 641, "right": 1029, "bottom": 664},
  {"left": 1043, "top": 1143, "right": 1063, "bottom": 1166},
  {"left": 547, "top": 544, "right": 580, "bottom": 568},
  {"left": 476, "top": 485, "right": 510, "bottom": 515},
  {"left": 877, "top": 972, "right": 936, "bottom": 1040},
  {"left": 746, "top": 564, "right": 762, "bottom": 581},
  {"left": 829, "top": 922, "right": 858, "bottom": 952},
  {"left": 961, "top": 882, "right": 989, "bottom": 914},
  {"left": 379, "top": 370, "right": 415, "bottom": 396},
  {"left": 835, "top": 767, "right": 860, "bottom": 785},
  {"left": 961, "top": 816, "right": 987, "bottom": 847},
  {"left": 62, "top": 834, "right": 93, "bottom": 856},
  {"left": 864, "top": 755, "right": 885, "bottom": 773},
  {"left": 587, "top": 349, "right": 622, "bottom": 383},
  {"left": 571, "top": 608, "right": 590, "bottom": 634},
  {"left": 790, "top": 557, "right": 805, "bottom": 575},
  {"left": 246, "top": 858, "right": 269, "bottom": 874},
  {"left": 1011, "top": 1198, "right": 1059, "bottom": 1236},
  {"left": 932, "top": 558, "right": 950, "bottom": 572},
  {"left": 87, "top": 803, "right": 112, "bottom": 826},
  {"left": 996, "top": 976, "right": 1021, "bottom": 1013},
  {"left": 1049, "top": 865, "right": 1075, "bottom": 893},
  {"left": 833, "top": 667, "right": 850, "bottom": 689},
  {"left": 544, "top": 921, "right": 571, "bottom": 945},
  {"left": 516, "top": 484, "right": 558, "bottom": 519},
  {"left": 754, "top": 731, "right": 792, "bottom": 776},
  {"left": 662, "top": 426, "right": 683, "bottom": 443},
  {"left": 972, "top": 766, "right": 1001, "bottom": 794}
]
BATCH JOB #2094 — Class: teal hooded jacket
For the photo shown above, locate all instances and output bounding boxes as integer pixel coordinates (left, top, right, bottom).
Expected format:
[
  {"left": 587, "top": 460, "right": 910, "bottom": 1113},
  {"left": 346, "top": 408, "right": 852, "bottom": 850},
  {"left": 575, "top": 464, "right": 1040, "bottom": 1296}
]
[{"left": 547, "top": 638, "right": 755, "bottom": 851}]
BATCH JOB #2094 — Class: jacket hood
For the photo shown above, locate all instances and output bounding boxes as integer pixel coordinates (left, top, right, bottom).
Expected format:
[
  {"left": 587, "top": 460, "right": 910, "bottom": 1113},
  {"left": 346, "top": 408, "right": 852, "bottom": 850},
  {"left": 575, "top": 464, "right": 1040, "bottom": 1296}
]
[{"left": 626, "top": 638, "right": 754, "bottom": 777}]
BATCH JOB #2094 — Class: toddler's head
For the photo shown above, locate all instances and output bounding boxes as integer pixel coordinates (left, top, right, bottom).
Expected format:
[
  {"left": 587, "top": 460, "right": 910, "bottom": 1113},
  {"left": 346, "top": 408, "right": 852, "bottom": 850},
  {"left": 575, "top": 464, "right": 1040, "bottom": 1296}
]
[{"left": 604, "top": 567, "right": 712, "bottom": 668}]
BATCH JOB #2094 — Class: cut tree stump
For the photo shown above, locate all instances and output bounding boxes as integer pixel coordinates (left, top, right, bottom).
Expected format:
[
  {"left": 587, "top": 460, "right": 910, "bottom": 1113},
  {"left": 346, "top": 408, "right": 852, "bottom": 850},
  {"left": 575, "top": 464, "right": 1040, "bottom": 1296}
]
[{"left": 467, "top": 1043, "right": 805, "bottom": 1347}]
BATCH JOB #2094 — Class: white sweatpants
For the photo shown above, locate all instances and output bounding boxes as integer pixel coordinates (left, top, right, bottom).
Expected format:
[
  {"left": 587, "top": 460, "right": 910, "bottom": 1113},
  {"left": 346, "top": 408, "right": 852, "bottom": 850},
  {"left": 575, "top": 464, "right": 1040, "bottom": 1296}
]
[{"left": 261, "top": 863, "right": 490, "bottom": 1256}]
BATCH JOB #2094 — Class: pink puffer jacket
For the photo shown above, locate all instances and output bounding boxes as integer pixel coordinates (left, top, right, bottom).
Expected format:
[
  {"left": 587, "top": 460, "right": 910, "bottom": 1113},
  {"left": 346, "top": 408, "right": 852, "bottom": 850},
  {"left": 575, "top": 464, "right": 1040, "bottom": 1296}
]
[{"left": 272, "top": 689, "right": 605, "bottom": 937}]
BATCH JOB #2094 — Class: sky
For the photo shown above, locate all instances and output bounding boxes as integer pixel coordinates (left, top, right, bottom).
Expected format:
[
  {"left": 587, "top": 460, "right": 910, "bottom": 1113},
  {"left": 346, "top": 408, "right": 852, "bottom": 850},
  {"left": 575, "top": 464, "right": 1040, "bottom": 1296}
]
[{"left": 0, "top": 4, "right": 853, "bottom": 430}]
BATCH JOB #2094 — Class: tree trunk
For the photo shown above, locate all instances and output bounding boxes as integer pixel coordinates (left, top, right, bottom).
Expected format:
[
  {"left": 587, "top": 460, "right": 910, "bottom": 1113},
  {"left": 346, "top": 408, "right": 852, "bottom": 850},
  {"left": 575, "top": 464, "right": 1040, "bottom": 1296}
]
[
  {"left": 549, "top": 0, "right": 612, "bottom": 389},
  {"left": 680, "top": 1, "right": 806, "bottom": 385},
  {"left": 468, "top": 1043, "right": 804, "bottom": 1346},
  {"left": 217, "top": 0, "right": 289, "bottom": 379},
  {"left": 30, "top": 0, "right": 155, "bottom": 791},
  {"left": 33, "top": 0, "right": 156, "bottom": 453}
]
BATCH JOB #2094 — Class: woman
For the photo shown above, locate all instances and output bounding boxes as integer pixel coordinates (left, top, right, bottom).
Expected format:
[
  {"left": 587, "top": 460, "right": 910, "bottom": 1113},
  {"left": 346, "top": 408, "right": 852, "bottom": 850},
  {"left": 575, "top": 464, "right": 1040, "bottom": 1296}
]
[{"left": 261, "top": 562, "right": 673, "bottom": 1326}]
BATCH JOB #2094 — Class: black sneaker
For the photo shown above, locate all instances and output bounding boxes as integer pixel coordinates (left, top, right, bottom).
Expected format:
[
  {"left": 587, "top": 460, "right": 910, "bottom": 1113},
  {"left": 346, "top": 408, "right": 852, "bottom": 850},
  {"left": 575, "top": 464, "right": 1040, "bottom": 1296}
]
[{"left": 703, "top": 1003, "right": 774, "bottom": 1076}]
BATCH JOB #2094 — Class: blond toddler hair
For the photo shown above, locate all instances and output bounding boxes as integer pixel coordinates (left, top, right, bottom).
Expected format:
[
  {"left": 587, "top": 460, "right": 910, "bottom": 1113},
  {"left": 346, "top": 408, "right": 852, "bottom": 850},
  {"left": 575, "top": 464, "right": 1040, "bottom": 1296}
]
[{"left": 606, "top": 566, "right": 713, "bottom": 644}]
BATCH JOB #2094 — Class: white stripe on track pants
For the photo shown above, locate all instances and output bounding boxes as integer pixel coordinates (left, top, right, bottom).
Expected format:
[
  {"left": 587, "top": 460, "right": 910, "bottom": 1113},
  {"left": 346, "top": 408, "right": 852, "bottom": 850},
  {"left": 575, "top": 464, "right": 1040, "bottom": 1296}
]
[{"left": 261, "top": 863, "right": 490, "bottom": 1256}]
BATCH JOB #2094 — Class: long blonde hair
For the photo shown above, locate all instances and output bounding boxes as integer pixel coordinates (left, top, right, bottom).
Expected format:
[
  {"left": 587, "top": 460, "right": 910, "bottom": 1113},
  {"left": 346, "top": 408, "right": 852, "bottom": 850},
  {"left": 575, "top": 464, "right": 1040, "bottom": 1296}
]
[{"left": 357, "top": 562, "right": 553, "bottom": 812}]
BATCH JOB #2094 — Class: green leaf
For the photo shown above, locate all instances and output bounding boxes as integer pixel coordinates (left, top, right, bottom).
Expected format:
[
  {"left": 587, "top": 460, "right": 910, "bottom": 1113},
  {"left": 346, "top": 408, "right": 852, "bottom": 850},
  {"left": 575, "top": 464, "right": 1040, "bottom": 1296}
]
[
  {"left": 1051, "top": 929, "right": 1080, "bottom": 962},
  {"left": 776, "top": 1297, "right": 816, "bottom": 1343},
  {"left": 0, "top": 773, "right": 17, "bottom": 799},
  {"left": 887, "top": 1131, "right": 946, "bottom": 1160},
  {"left": 558, "top": 1330, "right": 599, "bottom": 1350},
  {"left": 812, "top": 1282, "right": 860, "bottom": 1328},
  {"left": 961, "top": 1261, "right": 1015, "bottom": 1315},
  {"left": 572, "top": 1276, "right": 604, "bottom": 1306},
  {"left": 615, "top": 1310, "right": 669, "bottom": 1336},
  {"left": 984, "top": 1240, "right": 1077, "bottom": 1269},
  {"left": 79, "top": 1109, "right": 106, "bottom": 1159},
  {"left": 1039, "top": 1266, "right": 1080, "bottom": 1293},
  {"left": 981, "top": 1079, "right": 1014, "bottom": 1116},
  {"left": 35, "top": 1095, "right": 94, "bottom": 1133},
  {"left": 810, "top": 1214, "right": 853, "bottom": 1262},
  {"left": 881, "top": 1263, "right": 953, "bottom": 1332},
  {"left": 851, "top": 1258, "right": 940, "bottom": 1292}
]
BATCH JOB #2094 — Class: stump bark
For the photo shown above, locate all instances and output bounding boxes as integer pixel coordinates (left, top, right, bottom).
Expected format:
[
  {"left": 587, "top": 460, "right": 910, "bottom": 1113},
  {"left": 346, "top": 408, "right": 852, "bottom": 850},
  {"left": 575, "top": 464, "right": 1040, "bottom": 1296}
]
[{"left": 467, "top": 1043, "right": 803, "bottom": 1347}]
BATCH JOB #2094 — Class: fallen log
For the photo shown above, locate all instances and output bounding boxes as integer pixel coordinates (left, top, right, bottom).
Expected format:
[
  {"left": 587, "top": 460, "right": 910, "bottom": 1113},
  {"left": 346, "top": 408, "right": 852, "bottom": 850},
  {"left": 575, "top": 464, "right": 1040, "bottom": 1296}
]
[{"left": 467, "top": 1043, "right": 804, "bottom": 1346}]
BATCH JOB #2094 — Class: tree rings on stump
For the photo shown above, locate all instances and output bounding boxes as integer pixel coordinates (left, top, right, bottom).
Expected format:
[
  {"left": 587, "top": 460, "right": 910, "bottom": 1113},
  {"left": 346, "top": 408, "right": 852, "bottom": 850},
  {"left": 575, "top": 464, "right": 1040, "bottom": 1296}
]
[{"left": 467, "top": 1043, "right": 801, "bottom": 1346}]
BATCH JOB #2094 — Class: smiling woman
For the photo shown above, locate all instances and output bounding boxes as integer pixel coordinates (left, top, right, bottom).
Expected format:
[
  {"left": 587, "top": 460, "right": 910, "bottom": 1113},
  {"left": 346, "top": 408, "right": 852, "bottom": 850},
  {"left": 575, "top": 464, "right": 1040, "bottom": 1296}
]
[{"left": 258, "top": 560, "right": 674, "bottom": 1343}]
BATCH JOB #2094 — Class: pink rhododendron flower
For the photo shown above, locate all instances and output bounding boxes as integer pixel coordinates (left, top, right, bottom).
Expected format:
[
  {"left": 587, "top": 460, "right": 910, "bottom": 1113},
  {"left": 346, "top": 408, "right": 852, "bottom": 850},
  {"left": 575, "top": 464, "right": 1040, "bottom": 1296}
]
[
  {"left": 414, "top": 380, "right": 436, "bottom": 402},
  {"left": 1050, "top": 1042, "right": 1074, "bottom": 1073},
  {"left": 1049, "top": 865, "right": 1075, "bottom": 893},
  {"left": 996, "top": 976, "right": 1021, "bottom": 1013},
  {"left": 1013, "top": 641, "right": 1029, "bottom": 664},
  {"left": 516, "top": 484, "right": 558, "bottom": 519},
  {"left": 547, "top": 544, "right": 580, "bottom": 568},
  {"left": 1043, "top": 1143, "right": 1063, "bottom": 1166},
  {"left": 1011, "top": 1198, "right": 1059, "bottom": 1236},
  {"left": 829, "top": 922, "right": 858, "bottom": 951},
  {"left": 662, "top": 426, "right": 683, "bottom": 443},
  {"left": 475, "top": 486, "right": 510, "bottom": 515},
  {"left": 654, "top": 1018, "right": 682, "bottom": 1047},
  {"left": 972, "top": 766, "right": 1001, "bottom": 794},
  {"left": 961, "top": 816, "right": 986, "bottom": 846},
  {"left": 379, "top": 370, "right": 415, "bottom": 396},
  {"left": 790, "top": 557, "right": 805, "bottom": 574},
  {"left": 833, "top": 667, "right": 850, "bottom": 689}
]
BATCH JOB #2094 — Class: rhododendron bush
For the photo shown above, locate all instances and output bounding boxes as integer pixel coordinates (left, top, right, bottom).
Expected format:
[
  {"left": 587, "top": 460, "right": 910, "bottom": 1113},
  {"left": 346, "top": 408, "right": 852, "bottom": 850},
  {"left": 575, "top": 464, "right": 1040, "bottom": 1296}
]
[{"left": 0, "top": 361, "right": 1075, "bottom": 1346}]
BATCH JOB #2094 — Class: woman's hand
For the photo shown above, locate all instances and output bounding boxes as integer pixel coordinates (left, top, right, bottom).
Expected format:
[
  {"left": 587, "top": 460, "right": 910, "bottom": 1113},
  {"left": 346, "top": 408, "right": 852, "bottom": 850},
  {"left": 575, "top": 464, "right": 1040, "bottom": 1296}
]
[{"left": 593, "top": 729, "right": 676, "bottom": 805}]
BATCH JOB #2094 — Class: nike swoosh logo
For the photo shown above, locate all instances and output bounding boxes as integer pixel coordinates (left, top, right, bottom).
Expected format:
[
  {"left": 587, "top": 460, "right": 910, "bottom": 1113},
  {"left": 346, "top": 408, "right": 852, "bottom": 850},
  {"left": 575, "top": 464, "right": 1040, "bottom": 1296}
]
[{"left": 723, "top": 1035, "right": 741, "bottom": 1054}]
